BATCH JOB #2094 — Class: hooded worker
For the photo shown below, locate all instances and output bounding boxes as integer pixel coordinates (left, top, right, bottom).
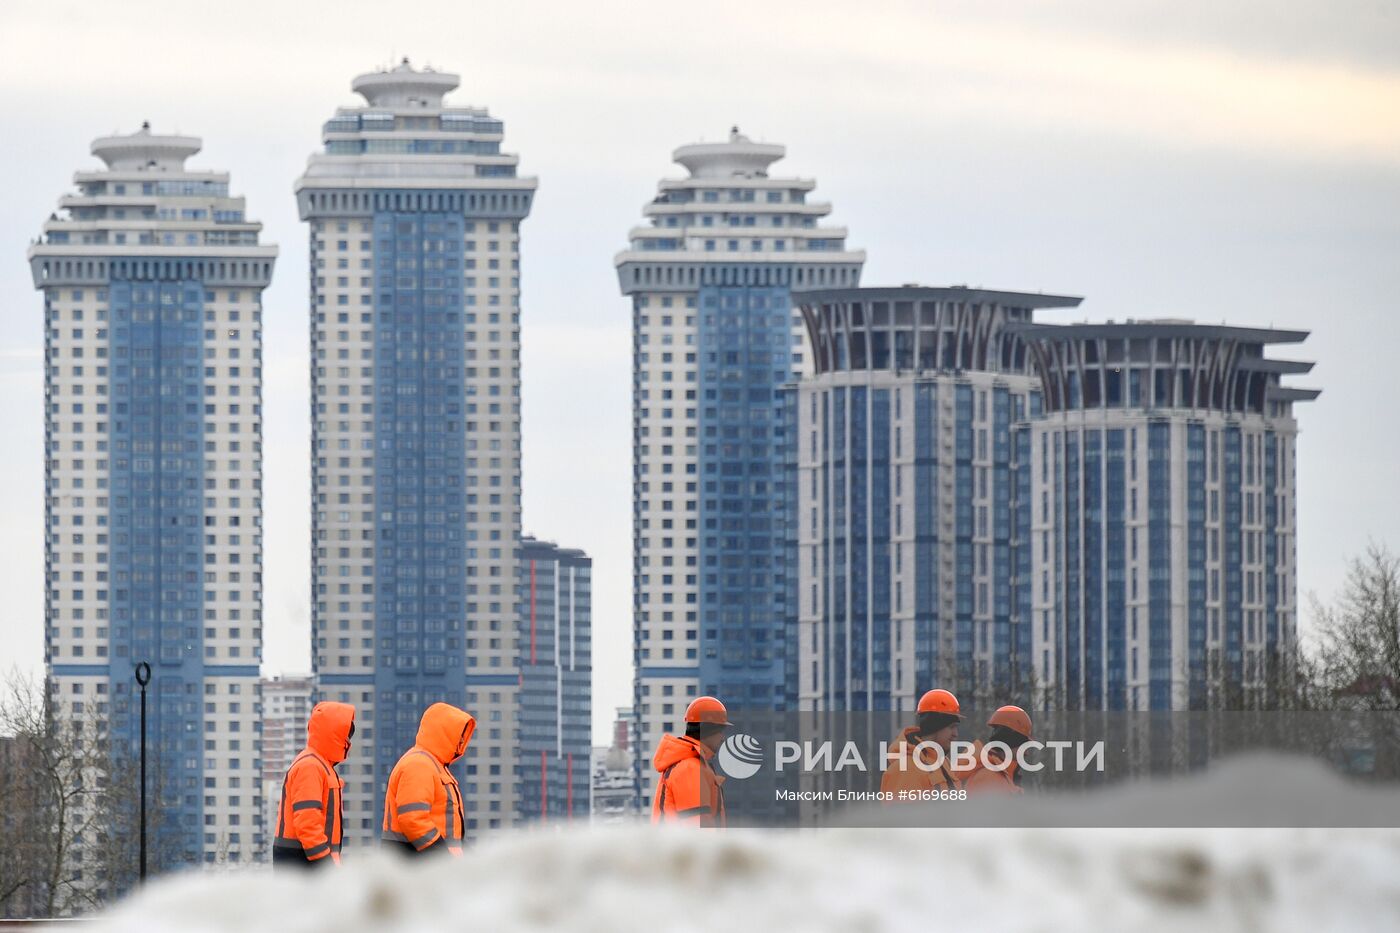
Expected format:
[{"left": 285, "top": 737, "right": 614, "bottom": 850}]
[
  {"left": 881, "top": 688, "right": 962, "bottom": 801},
  {"left": 381, "top": 702, "right": 475, "bottom": 857},
  {"left": 651, "top": 696, "right": 730, "bottom": 827},
  {"left": 963, "top": 705, "right": 1033, "bottom": 796},
  {"left": 272, "top": 700, "right": 355, "bottom": 869}
]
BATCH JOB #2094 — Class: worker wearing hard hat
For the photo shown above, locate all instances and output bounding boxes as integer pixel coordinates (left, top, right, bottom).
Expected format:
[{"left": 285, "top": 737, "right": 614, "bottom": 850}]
[
  {"left": 650, "top": 695, "right": 731, "bottom": 827},
  {"left": 962, "top": 706, "right": 1033, "bottom": 796},
  {"left": 881, "top": 688, "right": 963, "bottom": 801}
]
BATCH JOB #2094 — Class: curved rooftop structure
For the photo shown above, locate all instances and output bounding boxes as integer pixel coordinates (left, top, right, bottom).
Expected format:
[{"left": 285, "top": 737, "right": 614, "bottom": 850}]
[
  {"left": 1009, "top": 320, "right": 1319, "bottom": 416},
  {"left": 798, "top": 285, "right": 1083, "bottom": 376},
  {"left": 295, "top": 59, "right": 535, "bottom": 208},
  {"left": 352, "top": 57, "right": 460, "bottom": 108},
  {"left": 673, "top": 127, "right": 785, "bottom": 179},
  {"left": 91, "top": 123, "right": 200, "bottom": 171},
  {"left": 615, "top": 128, "right": 864, "bottom": 291},
  {"left": 29, "top": 124, "right": 274, "bottom": 287}
]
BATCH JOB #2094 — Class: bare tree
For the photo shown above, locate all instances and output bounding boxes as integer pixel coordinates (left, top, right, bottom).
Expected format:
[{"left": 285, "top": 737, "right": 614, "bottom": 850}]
[
  {"left": 1306, "top": 544, "right": 1400, "bottom": 778},
  {"left": 0, "top": 670, "right": 148, "bottom": 918},
  {"left": 1196, "top": 640, "right": 1323, "bottom": 712},
  {"left": 1312, "top": 543, "right": 1400, "bottom": 710},
  {"left": 0, "top": 727, "right": 47, "bottom": 914}
]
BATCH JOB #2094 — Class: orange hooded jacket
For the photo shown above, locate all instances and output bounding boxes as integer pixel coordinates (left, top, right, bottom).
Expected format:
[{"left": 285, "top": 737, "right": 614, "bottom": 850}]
[
  {"left": 381, "top": 702, "right": 475, "bottom": 856},
  {"left": 879, "top": 726, "right": 959, "bottom": 802},
  {"left": 962, "top": 745, "right": 1023, "bottom": 796},
  {"left": 650, "top": 734, "right": 726, "bottom": 827},
  {"left": 273, "top": 701, "right": 354, "bottom": 866}
]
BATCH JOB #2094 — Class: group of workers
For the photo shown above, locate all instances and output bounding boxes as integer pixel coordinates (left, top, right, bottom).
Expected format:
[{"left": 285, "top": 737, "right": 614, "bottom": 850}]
[
  {"left": 879, "top": 689, "right": 1034, "bottom": 800},
  {"left": 272, "top": 700, "right": 474, "bottom": 868},
  {"left": 272, "top": 688, "right": 1031, "bottom": 865},
  {"left": 650, "top": 691, "right": 1034, "bottom": 827}
]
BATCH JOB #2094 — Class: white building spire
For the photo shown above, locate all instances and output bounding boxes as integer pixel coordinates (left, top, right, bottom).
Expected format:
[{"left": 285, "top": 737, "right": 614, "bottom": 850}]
[{"left": 351, "top": 57, "right": 460, "bottom": 108}]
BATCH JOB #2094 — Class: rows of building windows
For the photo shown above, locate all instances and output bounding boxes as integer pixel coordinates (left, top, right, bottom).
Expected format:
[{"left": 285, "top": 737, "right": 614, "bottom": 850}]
[
  {"left": 48, "top": 229, "right": 260, "bottom": 247},
  {"left": 634, "top": 236, "right": 842, "bottom": 253},
  {"left": 76, "top": 179, "right": 230, "bottom": 197},
  {"left": 654, "top": 187, "right": 808, "bottom": 204},
  {"left": 325, "top": 139, "right": 505, "bottom": 158},
  {"left": 304, "top": 77, "right": 532, "bottom": 828},
  {"left": 323, "top": 112, "right": 503, "bottom": 135}
]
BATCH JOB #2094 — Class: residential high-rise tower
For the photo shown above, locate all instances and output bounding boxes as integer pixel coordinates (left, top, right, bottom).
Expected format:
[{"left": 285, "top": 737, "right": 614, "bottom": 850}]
[
  {"left": 259, "top": 673, "right": 313, "bottom": 859},
  {"left": 616, "top": 128, "right": 864, "bottom": 797},
  {"left": 1012, "top": 321, "right": 1316, "bottom": 710},
  {"left": 792, "top": 286, "right": 1081, "bottom": 710},
  {"left": 295, "top": 60, "right": 536, "bottom": 841},
  {"left": 29, "top": 125, "right": 275, "bottom": 870},
  {"left": 518, "top": 536, "right": 591, "bottom": 822}
]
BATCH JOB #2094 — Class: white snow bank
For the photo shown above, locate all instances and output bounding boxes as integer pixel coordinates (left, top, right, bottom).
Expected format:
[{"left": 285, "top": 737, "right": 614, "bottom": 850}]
[
  {"left": 92, "top": 757, "right": 1400, "bottom": 933},
  {"left": 845, "top": 753, "right": 1400, "bottom": 828}
]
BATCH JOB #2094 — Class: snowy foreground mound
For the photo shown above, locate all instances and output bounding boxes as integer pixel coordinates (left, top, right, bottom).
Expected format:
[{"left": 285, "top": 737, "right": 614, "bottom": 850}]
[{"left": 94, "top": 757, "right": 1400, "bottom": 933}]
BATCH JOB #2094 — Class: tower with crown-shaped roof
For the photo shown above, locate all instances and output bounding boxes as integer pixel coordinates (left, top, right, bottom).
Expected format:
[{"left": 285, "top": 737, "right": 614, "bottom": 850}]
[
  {"left": 29, "top": 124, "right": 276, "bottom": 882},
  {"left": 296, "top": 60, "right": 537, "bottom": 841},
  {"left": 615, "top": 128, "right": 864, "bottom": 800}
]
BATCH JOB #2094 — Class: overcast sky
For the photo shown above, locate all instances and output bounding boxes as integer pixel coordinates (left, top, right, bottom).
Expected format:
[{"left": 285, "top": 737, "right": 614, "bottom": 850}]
[{"left": 2, "top": 0, "right": 1397, "bottom": 736}]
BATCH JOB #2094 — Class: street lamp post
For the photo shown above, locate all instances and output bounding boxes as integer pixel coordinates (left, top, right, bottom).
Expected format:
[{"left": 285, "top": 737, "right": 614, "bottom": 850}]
[{"left": 134, "top": 661, "right": 151, "bottom": 884}]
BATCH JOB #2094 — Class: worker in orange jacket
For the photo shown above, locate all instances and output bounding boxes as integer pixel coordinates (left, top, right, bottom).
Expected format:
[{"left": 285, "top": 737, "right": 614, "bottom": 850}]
[
  {"left": 963, "top": 706, "right": 1033, "bottom": 796},
  {"left": 881, "top": 688, "right": 962, "bottom": 801},
  {"left": 651, "top": 696, "right": 730, "bottom": 827},
  {"left": 381, "top": 702, "right": 475, "bottom": 857},
  {"left": 272, "top": 700, "right": 355, "bottom": 869}
]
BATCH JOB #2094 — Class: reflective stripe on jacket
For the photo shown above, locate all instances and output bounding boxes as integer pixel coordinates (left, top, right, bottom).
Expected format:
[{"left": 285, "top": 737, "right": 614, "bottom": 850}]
[
  {"left": 273, "top": 701, "right": 354, "bottom": 862},
  {"left": 381, "top": 702, "right": 475, "bottom": 855},
  {"left": 650, "top": 734, "right": 726, "bottom": 828}
]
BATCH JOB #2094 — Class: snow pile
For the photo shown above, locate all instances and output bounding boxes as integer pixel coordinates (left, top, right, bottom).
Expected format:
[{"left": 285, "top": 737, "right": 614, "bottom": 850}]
[
  {"left": 92, "top": 758, "right": 1400, "bottom": 932},
  {"left": 847, "top": 753, "right": 1400, "bottom": 828}
]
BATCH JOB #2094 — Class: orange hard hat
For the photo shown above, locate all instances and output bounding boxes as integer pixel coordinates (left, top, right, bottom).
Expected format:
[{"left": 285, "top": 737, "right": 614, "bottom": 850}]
[
  {"left": 685, "top": 696, "right": 732, "bottom": 727},
  {"left": 917, "top": 689, "right": 961, "bottom": 718},
  {"left": 988, "top": 705, "right": 1032, "bottom": 738}
]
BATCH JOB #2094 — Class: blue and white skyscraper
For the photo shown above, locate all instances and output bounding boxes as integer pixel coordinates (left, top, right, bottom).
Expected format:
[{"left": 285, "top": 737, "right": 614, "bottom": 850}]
[
  {"left": 1012, "top": 321, "right": 1317, "bottom": 710},
  {"left": 616, "top": 129, "right": 864, "bottom": 797},
  {"left": 29, "top": 125, "right": 276, "bottom": 866},
  {"left": 792, "top": 287, "right": 1081, "bottom": 711},
  {"left": 518, "top": 536, "right": 591, "bottom": 822},
  {"left": 296, "top": 60, "right": 536, "bottom": 841}
]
